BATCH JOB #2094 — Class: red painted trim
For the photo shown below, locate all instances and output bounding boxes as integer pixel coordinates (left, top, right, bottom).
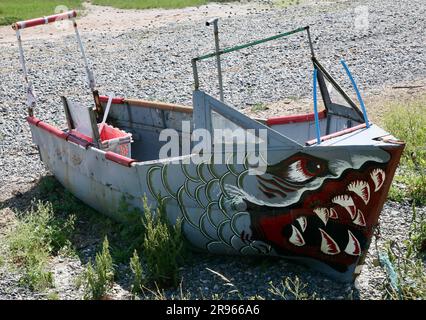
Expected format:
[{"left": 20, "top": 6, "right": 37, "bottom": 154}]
[
  {"left": 306, "top": 123, "right": 367, "bottom": 146},
  {"left": 105, "top": 151, "right": 135, "bottom": 167},
  {"left": 13, "top": 10, "right": 77, "bottom": 30},
  {"left": 37, "top": 121, "right": 69, "bottom": 140},
  {"left": 26, "top": 116, "right": 41, "bottom": 126},
  {"left": 69, "top": 130, "right": 93, "bottom": 142},
  {"left": 267, "top": 109, "right": 327, "bottom": 126},
  {"left": 99, "top": 96, "right": 125, "bottom": 104},
  {"left": 67, "top": 134, "right": 92, "bottom": 149}
]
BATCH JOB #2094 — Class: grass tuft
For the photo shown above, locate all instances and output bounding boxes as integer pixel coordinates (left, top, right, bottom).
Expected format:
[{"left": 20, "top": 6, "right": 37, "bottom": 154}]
[
  {"left": 6, "top": 201, "right": 75, "bottom": 291},
  {"left": 250, "top": 102, "right": 268, "bottom": 113},
  {"left": 384, "top": 96, "right": 426, "bottom": 205},
  {"left": 268, "top": 276, "right": 318, "bottom": 300}
]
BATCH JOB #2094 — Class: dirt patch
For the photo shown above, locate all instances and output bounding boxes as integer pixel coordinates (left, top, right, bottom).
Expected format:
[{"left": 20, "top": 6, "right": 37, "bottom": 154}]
[{"left": 0, "top": 2, "right": 268, "bottom": 44}]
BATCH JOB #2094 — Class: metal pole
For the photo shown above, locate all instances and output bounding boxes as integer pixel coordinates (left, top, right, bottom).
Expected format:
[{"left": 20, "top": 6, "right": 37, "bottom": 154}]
[
  {"left": 15, "top": 29, "right": 35, "bottom": 116},
  {"left": 313, "top": 68, "right": 321, "bottom": 145},
  {"left": 206, "top": 18, "right": 224, "bottom": 102},
  {"left": 72, "top": 19, "right": 95, "bottom": 91},
  {"left": 192, "top": 59, "right": 200, "bottom": 90},
  {"left": 72, "top": 19, "right": 103, "bottom": 116},
  {"left": 306, "top": 26, "right": 315, "bottom": 58}
]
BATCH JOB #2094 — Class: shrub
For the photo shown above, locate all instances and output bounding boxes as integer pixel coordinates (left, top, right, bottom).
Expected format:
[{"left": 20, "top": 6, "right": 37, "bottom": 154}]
[
  {"left": 6, "top": 201, "right": 75, "bottom": 291},
  {"left": 80, "top": 237, "right": 114, "bottom": 300},
  {"left": 141, "top": 196, "right": 185, "bottom": 288},
  {"left": 130, "top": 250, "right": 144, "bottom": 294}
]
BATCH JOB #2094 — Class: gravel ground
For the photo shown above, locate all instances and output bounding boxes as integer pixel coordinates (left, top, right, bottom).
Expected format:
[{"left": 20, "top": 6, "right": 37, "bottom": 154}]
[{"left": 0, "top": 0, "right": 425, "bottom": 300}]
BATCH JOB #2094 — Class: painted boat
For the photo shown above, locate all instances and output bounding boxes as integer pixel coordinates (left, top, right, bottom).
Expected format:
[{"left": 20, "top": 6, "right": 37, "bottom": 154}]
[{"left": 13, "top": 12, "right": 404, "bottom": 282}]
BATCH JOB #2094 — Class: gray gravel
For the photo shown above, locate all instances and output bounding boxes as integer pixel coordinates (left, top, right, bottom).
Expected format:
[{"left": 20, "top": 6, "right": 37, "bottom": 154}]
[{"left": 0, "top": 0, "right": 425, "bottom": 300}]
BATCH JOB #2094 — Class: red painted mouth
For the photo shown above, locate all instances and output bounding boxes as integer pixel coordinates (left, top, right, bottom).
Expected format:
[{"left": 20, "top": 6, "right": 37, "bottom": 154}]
[{"left": 247, "top": 152, "right": 400, "bottom": 273}]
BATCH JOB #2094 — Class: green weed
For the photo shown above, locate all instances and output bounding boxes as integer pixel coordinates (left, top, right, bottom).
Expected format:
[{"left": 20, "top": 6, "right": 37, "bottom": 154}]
[
  {"left": 6, "top": 201, "right": 75, "bottom": 291},
  {"left": 141, "top": 196, "right": 185, "bottom": 288},
  {"left": 384, "top": 96, "right": 426, "bottom": 205},
  {"left": 250, "top": 103, "right": 268, "bottom": 113},
  {"left": 381, "top": 205, "right": 426, "bottom": 300},
  {"left": 79, "top": 237, "right": 114, "bottom": 300},
  {"left": 130, "top": 250, "right": 144, "bottom": 294},
  {"left": 268, "top": 276, "right": 318, "bottom": 300}
]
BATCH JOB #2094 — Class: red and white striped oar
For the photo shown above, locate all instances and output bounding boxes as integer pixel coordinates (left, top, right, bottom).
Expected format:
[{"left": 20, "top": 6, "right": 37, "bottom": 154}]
[{"left": 12, "top": 10, "right": 77, "bottom": 30}]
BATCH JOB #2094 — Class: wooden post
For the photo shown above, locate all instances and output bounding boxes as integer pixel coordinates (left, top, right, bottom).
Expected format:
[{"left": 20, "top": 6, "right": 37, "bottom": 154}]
[
  {"left": 61, "top": 96, "right": 74, "bottom": 131},
  {"left": 88, "top": 107, "right": 102, "bottom": 148}
]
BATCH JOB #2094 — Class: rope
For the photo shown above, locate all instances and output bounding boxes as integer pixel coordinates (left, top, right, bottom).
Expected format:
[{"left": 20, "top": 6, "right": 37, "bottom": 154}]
[{"left": 378, "top": 251, "right": 401, "bottom": 298}]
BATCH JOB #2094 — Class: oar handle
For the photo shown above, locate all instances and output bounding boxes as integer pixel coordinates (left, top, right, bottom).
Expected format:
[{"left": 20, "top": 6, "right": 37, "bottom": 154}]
[{"left": 12, "top": 10, "right": 77, "bottom": 30}]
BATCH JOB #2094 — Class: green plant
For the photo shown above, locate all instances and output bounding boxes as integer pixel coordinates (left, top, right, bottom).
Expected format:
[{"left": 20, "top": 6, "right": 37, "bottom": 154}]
[
  {"left": 274, "top": 0, "right": 301, "bottom": 8},
  {"left": 46, "top": 292, "right": 60, "bottom": 300},
  {"left": 407, "top": 205, "right": 426, "bottom": 256},
  {"left": 6, "top": 201, "right": 75, "bottom": 291},
  {"left": 387, "top": 173, "right": 426, "bottom": 206},
  {"left": 250, "top": 103, "right": 268, "bottom": 113},
  {"left": 112, "top": 198, "right": 146, "bottom": 263},
  {"left": 141, "top": 196, "right": 185, "bottom": 288},
  {"left": 384, "top": 96, "right": 426, "bottom": 205},
  {"left": 80, "top": 237, "right": 114, "bottom": 300},
  {"left": 205, "top": 267, "right": 242, "bottom": 299},
  {"left": 380, "top": 206, "right": 426, "bottom": 300},
  {"left": 268, "top": 276, "right": 318, "bottom": 300},
  {"left": 384, "top": 99, "right": 426, "bottom": 168},
  {"left": 130, "top": 250, "right": 144, "bottom": 294}
]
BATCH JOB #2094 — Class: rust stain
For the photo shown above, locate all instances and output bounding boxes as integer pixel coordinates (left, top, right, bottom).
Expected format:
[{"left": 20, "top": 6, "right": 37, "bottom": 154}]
[{"left": 71, "top": 154, "right": 82, "bottom": 166}]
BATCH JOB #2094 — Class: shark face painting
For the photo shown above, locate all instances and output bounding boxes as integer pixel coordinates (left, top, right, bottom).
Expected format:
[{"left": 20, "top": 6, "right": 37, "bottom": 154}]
[{"left": 147, "top": 145, "right": 402, "bottom": 281}]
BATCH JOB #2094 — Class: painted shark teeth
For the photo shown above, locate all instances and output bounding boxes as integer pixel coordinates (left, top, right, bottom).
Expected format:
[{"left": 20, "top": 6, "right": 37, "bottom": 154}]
[
  {"left": 329, "top": 208, "right": 339, "bottom": 219},
  {"left": 332, "top": 195, "right": 356, "bottom": 219},
  {"left": 370, "top": 168, "right": 386, "bottom": 192},
  {"left": 289, "top": 225, "right": 305, "bottom": 246},
  {"left": 344, "top": 230, "right": 361, "bottom": 256},
  {"left": 313, "top": 208, "right": 329, "bottom": 226},
  {"left": 319, "top": 228, "right": 340, "bottom": 255},
  {"left": 296, "top": 216, "right": 307, "bottom": 232},
  {"left": 347, "top": 180, "right": 370, "bottom": 204},
  {"left": 353, "top": 209, "right": 366, "bottom": 226}
]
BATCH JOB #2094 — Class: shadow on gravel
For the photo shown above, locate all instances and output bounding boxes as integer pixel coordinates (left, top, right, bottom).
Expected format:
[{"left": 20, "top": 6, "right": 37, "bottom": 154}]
[{"left": 0, "top": 175, "right": 361, "bottom": 300}]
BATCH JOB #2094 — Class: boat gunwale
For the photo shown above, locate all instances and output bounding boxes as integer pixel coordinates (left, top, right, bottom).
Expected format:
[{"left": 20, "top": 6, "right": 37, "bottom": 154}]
[
  {"left": 27, "top": 116, "right": 378, "bottom": 169},
  {"left": 98, "top": 95, "right": 193, "bottom": 114},
  {"left": 266, "top": 109, "right": 327, "bottom": 126}
]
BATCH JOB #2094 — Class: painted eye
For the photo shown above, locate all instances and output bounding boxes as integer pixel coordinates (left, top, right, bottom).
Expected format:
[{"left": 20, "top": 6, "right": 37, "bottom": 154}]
[{"left": 305, "top": 160, "right": 323, "bottom": 176}]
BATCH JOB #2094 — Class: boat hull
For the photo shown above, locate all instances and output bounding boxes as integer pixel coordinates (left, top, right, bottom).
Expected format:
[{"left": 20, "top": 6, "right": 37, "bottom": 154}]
[{"left": 28, "top": 117, "right": 404, "bottom": 282}]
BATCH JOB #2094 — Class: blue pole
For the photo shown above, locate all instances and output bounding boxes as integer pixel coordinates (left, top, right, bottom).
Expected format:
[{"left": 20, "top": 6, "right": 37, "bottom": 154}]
[
  {"left": 340, "top": 59, "right": 370, "bottom": 128},
  {"left": 313, "top": 68, "right": 321, "bottom": 145}
]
